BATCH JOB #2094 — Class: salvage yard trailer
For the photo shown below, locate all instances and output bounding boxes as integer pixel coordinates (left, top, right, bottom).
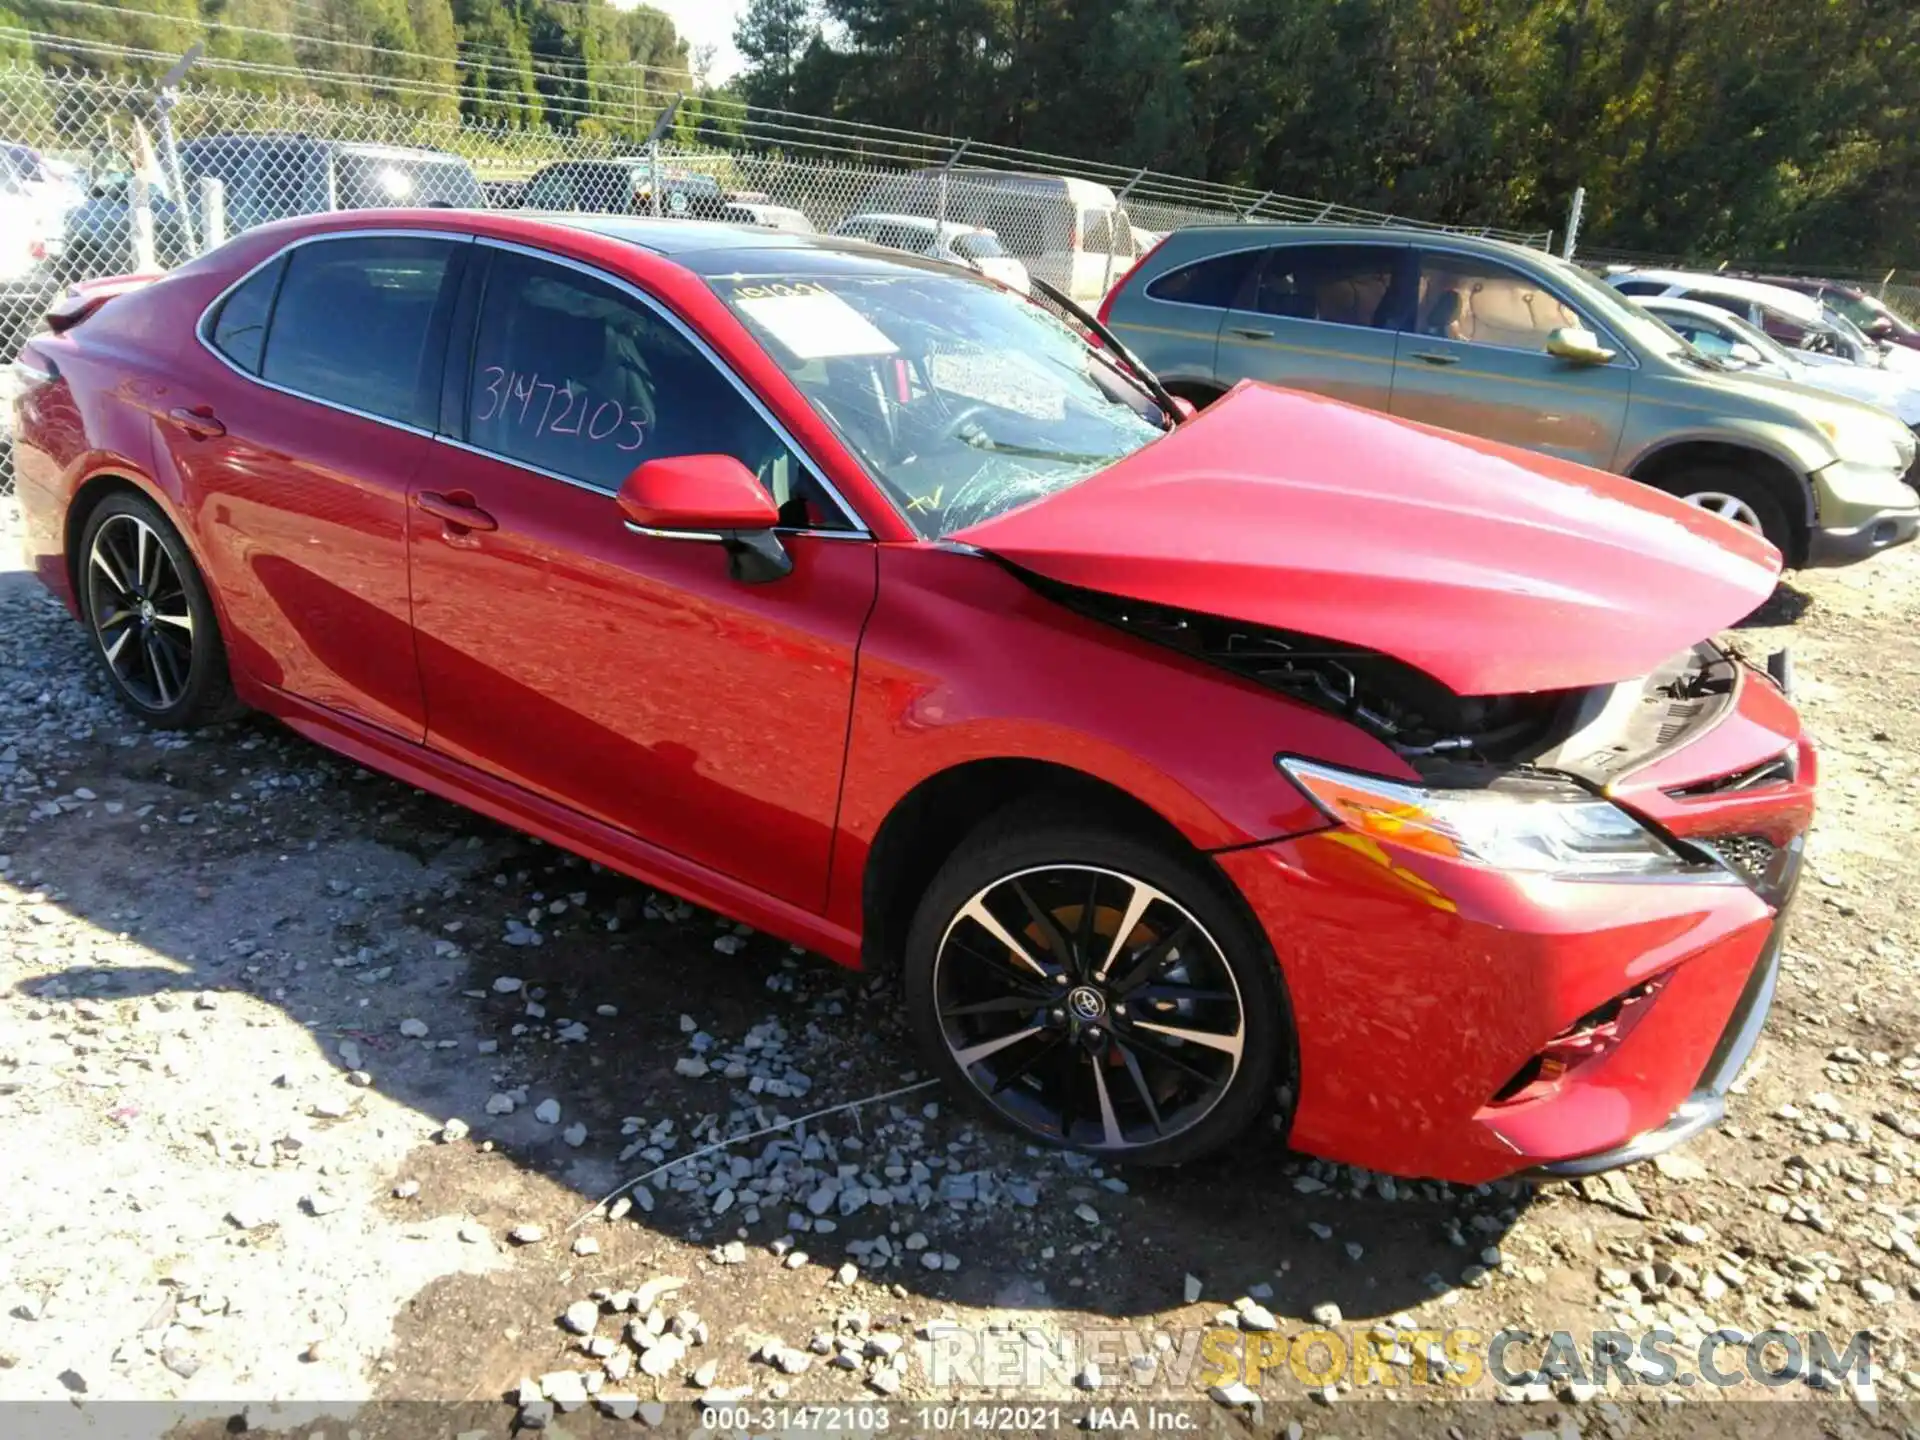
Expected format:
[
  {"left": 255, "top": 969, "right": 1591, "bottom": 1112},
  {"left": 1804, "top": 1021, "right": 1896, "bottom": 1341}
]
[{"left": 865, "top": 169, "right": 1140, "bottom": 302}]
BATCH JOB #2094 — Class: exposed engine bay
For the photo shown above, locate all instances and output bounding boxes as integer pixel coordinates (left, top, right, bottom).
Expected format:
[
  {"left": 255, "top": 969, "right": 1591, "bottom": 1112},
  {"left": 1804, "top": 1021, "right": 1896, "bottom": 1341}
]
[{"left": 1029, "top": 572, "right": 1741, "bottom": 785}]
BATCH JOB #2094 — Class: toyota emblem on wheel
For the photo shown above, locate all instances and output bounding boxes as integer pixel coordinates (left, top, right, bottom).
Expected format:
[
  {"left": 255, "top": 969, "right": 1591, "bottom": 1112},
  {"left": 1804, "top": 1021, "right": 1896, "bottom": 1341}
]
[{"left": 1066, "top": 986, "right": 1106, "bottom": 1021}]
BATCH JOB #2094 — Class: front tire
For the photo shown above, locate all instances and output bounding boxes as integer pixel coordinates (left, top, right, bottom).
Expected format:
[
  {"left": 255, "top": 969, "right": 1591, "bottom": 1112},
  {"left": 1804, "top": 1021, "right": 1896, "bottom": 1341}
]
[
  {"left": 903, "top": 810, "right": 1288, "bottom": 1167},
  {"left": 1648, "top": 464, "right": 1795, "bottom": 558},
  {"left": 77, "top": 491, "right": 241, "bottom": 728}
]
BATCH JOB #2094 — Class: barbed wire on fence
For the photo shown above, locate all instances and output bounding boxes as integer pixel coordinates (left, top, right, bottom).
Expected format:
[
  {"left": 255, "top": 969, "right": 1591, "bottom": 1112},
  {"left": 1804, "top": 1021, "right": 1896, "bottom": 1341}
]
[{"left": 0, "top": 53, "right": 1551, "bottom": 301}]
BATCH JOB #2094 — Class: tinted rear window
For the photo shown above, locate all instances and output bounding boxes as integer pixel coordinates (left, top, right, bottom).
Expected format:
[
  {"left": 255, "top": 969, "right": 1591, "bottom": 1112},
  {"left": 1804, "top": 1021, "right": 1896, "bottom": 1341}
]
[
  {"left": 208, "top": 255, "right": 284, "bottom": 374},
  {"left": 260, "top": 236, "right": 459, "bottom": 426},
  {"left": 334, "top": 152, "right": 483, "bottom": 209},
  {"left": 1143, "top": 250, "right": 1258, "bottom": 308}
]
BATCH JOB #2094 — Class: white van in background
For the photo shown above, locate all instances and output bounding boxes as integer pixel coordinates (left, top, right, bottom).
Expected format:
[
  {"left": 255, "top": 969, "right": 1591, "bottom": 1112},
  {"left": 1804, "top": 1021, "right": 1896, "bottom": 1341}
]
[{"left": 864, "top": 169, "right": 1138, "bottom": 303}]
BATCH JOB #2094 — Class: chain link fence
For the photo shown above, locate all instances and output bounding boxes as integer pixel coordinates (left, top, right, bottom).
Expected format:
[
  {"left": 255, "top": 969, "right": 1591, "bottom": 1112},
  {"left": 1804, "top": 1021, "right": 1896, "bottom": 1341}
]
[{"left": 0, "top": 62, "right": 1551, "bottom": 302}]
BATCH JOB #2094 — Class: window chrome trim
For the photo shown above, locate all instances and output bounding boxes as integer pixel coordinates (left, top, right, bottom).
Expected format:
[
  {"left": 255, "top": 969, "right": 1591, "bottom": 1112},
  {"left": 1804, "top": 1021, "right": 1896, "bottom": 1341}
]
[
  {"left": 193, "top": 227, "right": 477, "bottom": 439},
  {"left": 467, "top": 235, "right": 871, "bottom": 539}
]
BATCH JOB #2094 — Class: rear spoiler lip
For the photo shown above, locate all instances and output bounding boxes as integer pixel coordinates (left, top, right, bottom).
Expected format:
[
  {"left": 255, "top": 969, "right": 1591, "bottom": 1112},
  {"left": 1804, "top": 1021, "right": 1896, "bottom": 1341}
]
[{"left": 45, "top": 272, "right": 163, "bottom": 333}]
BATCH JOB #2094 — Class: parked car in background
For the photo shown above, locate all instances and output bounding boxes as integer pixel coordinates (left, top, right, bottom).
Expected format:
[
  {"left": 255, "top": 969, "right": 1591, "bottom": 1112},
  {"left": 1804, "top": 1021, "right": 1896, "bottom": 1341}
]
[
  {"left": 1759, "top": 275, "right": 1920, "bottom": 353},
  {"left": 719, "top": 201, "right": 815, "bottom": 235},
  {"left": 13, "top": 211, "right": 1818, "bottom": 1181},
  {"left": 2, "top": 143, "right": 86, "bottom": 230},
  {"left": 832, "top": 213, "right": 1030, "bottom": 292},
  {"left": 1099, "top": 225, "right": 1918, "bottom": 564},
  {"left": 522, "top": 159, "right": 727, "bottom": 219},
  {"left": 482, "top": 178, "right": 527, "bottom": 210},
  {"left": 47, "top": 136, "right": 483, "bottom": 284},
  {"left": 1639, "top": 296, "right": 1920, "bottom": 429},
  {"left": 1608, "top": 269, "right": 1857, "bottom": 354}
]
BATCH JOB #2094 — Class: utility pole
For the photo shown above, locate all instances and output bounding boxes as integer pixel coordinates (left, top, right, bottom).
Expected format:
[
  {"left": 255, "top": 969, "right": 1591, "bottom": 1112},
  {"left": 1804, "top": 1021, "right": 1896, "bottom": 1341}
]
[
  {"left": 154, "top": 42, "right": 203, "bottom": 255},
  {"left": 1561, "top": 186, "right": 1585, "bottom": 262}
]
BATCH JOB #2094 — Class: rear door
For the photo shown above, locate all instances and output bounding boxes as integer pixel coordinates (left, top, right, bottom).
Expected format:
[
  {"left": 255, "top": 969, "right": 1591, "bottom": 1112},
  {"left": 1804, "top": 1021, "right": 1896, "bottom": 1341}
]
[
  {"left": 1215, "top": 242, "right": 1409, "bottom": 410},
  {"left": 1390, "top": 246, "right": 1632, "bottom": 467},
  {"left": 162, "top": 231, "right": 467, "bottom": 737},
  {"left": 1106, "top": 245, "right": 1261, "bottom": 393}
]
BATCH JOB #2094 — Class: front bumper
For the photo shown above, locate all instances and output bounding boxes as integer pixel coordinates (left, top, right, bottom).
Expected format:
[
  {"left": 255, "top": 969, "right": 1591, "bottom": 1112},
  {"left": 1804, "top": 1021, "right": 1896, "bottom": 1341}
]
[
  {"left": 1519, "top": 833, "right": 1801, "bottom": 1178},
  {"left": 1805, "top": 505, "right": 1919, "bottom": 566},
  {"left": 1806, "top": 456, "right": 1919, "bottom": 566},
  {"left": 1218, "top": 665, "right": 1814, "bottom": 1185}
]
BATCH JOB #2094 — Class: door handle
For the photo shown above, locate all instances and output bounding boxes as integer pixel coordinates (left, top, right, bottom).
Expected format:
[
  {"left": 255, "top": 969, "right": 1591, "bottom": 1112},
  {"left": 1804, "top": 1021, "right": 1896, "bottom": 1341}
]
[
  {"left": 415, "top": 490, "right": 498, "bottom": 533},
  {"left": 168, "top": 405, "right": 226, "bottom": 439},
  {"left": 1229, "top": 326, "right": 1274, "bottom": 340},
  {"left": 1410, "top": 351, "right": 1460, "bottom": 366}
]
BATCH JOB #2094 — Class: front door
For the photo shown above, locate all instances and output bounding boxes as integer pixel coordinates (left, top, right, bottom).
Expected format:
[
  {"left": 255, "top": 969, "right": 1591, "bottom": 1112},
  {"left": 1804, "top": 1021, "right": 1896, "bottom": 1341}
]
[
  {"left": 1390, "top": 248, "right": 1632, "bottom": 467},
  {"left": 1213, "top": 242, "right": 1409, "bottom": 410},
  {"left": 158, "top": 232, "right": 467, "bottom": 737},
  {"left": 407, "top": 244, "right": 877, "bottom": 910}
]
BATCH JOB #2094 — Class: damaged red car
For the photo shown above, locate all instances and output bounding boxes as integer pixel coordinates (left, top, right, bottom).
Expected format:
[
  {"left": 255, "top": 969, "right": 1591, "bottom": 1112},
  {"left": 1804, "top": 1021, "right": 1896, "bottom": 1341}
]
[{"left": 12, "top": 213, "right": 1814, "bottom": 1182}]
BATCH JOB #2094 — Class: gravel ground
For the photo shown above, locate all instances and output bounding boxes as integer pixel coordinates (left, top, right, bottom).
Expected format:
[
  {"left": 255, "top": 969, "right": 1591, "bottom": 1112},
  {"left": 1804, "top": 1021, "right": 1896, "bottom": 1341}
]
[{"left": 2, "top": 491, "right": 1918, "bottom": 1437}]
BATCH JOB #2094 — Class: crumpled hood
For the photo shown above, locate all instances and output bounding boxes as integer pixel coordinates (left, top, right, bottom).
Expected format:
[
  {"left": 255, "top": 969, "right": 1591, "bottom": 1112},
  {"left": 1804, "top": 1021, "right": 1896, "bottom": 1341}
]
[{"left": 951, "top": 383, "right": 1781, "bottom": 695}]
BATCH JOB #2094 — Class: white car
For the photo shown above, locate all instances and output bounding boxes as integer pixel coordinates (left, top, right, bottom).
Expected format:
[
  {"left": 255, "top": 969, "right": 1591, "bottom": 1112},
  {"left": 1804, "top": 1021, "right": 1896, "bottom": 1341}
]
[
  {"left": 1608, "top": 266, "right": 1920, "bottom": 374},
  {"left": 831, "top": 213, "right": 1031, "bottom": 293},
  {"left": 1641, "top": 297, "right": 1920, "bottom": 428}
]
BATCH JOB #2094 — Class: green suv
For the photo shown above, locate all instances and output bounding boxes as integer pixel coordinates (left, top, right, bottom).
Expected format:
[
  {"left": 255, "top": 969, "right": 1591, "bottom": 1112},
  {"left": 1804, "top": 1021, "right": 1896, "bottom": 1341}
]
[{"left": 1099, "top": 226, "right": 1919, "bottom": 566}]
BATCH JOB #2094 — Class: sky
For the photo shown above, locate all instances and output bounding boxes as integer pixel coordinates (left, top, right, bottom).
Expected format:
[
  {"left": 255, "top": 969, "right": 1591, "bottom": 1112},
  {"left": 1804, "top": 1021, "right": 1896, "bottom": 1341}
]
[{"left": 616, "top": 0, "right": 749, "bottom": 84}]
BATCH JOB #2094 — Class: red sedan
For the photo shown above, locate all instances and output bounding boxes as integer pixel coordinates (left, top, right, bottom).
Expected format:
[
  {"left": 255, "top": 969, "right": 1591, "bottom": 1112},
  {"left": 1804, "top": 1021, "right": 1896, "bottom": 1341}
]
[{"left": 11, "top": 211, "right": 1814, "bottom": 1181}]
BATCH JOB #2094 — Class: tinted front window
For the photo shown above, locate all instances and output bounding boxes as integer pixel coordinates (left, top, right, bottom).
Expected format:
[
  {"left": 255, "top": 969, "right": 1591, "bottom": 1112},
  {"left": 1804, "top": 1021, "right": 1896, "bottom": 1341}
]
[
  {"left": 712, "top": 270, "right": 1166, "bottom": 538},
  {"left": 1143, "top": 250, "right": 1258, "bottom": 309},
  {"left": 1416, "top": 253, "right": 1581, "bottom": 348},
  {"left": 1664, "top": 320, "right": 1737, "bottom": 357},
  {"left": 952, "top": 232, "right": 1004, "bottom": 260},
  {"left": 467, "top": 251, "right": 831, "bottom": 522},
  {"left": 1252, "top": 245, "right": 1406, "bottom": 326},
  {"left": 209, "top": 255, "right": 284, "bottom": 374},
  {"left": 260, "top": 236, "right": 458, "bottom": 426}
]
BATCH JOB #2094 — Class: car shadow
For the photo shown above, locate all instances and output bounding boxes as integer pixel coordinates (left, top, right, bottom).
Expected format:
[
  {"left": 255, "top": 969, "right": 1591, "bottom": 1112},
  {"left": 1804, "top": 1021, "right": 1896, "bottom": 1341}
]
[
  {"left": 1, "top": 600, "right": 1528, "bottom": 1418},
  {"left": 1734, "top": 577, "right": 1813, "bottom": 628}
]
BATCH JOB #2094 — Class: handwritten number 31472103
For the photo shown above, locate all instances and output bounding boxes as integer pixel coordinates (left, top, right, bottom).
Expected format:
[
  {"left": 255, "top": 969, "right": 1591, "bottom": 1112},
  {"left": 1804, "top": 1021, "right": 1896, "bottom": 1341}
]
[{"left": 475, "top": 366, "right": 646, "bottom": 452}]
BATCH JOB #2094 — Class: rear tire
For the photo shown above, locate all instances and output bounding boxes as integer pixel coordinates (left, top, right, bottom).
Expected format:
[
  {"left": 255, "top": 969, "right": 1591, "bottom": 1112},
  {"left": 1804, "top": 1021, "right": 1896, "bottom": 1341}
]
[
  {"left": 1648, "top": 464, "right": 1795, "bottom": 559},
  {"left": 903, "top": 807, "right": 1288, "bottom": 1167},
  {"left": 77, "top": 491, "right": 242, "bottom": 729}
]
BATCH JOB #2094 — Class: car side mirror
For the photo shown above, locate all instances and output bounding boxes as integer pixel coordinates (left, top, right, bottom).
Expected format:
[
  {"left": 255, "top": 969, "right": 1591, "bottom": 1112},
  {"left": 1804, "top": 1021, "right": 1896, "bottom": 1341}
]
[
  {"left": 1545, "top": 326, "right": 1616, "bottom": 366},
  {"left": 1866, "top": 316, "right": 1895, "bottom": 340},
  {"left": 615, "top": 455, "right": 792, "bottom": 584},
  {"left": 1727, "top": 342, "right": 1765, "bottom": 367}
]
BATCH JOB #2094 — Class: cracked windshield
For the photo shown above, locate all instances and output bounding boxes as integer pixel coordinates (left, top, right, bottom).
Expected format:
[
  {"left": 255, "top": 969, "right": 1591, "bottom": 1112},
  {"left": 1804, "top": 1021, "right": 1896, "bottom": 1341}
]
[{"left": 710, "top": 271, "right": 1169, "bottom": 536}]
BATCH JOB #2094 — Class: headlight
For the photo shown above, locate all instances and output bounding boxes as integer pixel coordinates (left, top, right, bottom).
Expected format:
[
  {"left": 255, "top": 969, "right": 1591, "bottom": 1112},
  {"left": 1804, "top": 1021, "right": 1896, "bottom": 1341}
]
[
  {"left": 1278, "top": 759, "right": 1733, "bottom": 882},
  {"left": 1817, "top": 415, "right": 1913, "bottom": 470}
]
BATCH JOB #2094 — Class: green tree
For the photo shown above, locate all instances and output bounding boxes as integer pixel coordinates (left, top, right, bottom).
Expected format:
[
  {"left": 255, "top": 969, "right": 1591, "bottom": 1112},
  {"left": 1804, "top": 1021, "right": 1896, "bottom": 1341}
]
[{"left": 735, "top": 0, "right": 814, "bottom": 110}]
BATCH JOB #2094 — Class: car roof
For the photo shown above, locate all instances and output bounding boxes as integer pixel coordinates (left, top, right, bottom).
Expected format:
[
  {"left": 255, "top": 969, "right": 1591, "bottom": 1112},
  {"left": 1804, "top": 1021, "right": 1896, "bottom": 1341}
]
[
  {"left": 838, "top": 212, "right": 959, "bottom": 234},
  {"left": 1158, "top": 223, "right": 1556, "bottom": 261},
  {"left": 182, "top": 134, "right": 465, "bottom": 163},
  {"left": 1638, "top": 296, "right": 1743, "bottom": 322},
  {"left": 1618, "top": 268, "right": 1823, "bottom": 319},
  {"left": 533, "top": 214, "right": 984, "bottom": 279}
]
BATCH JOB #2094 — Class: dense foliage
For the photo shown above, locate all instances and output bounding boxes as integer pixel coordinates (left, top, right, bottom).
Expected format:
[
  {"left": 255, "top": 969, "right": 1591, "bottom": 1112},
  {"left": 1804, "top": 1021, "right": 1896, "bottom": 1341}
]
[
  {"left": 9, "top": 0, "right": 694, "bottom": 140},
  {"left": 734, "top": 0, "right": 1920, "bottom": 267}
]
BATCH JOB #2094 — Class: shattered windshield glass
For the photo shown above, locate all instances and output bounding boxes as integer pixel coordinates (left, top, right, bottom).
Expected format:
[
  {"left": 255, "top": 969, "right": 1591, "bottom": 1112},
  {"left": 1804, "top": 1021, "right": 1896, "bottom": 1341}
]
[{"left": 708, "top": 270, "right": 1168, "bottom": 537}]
